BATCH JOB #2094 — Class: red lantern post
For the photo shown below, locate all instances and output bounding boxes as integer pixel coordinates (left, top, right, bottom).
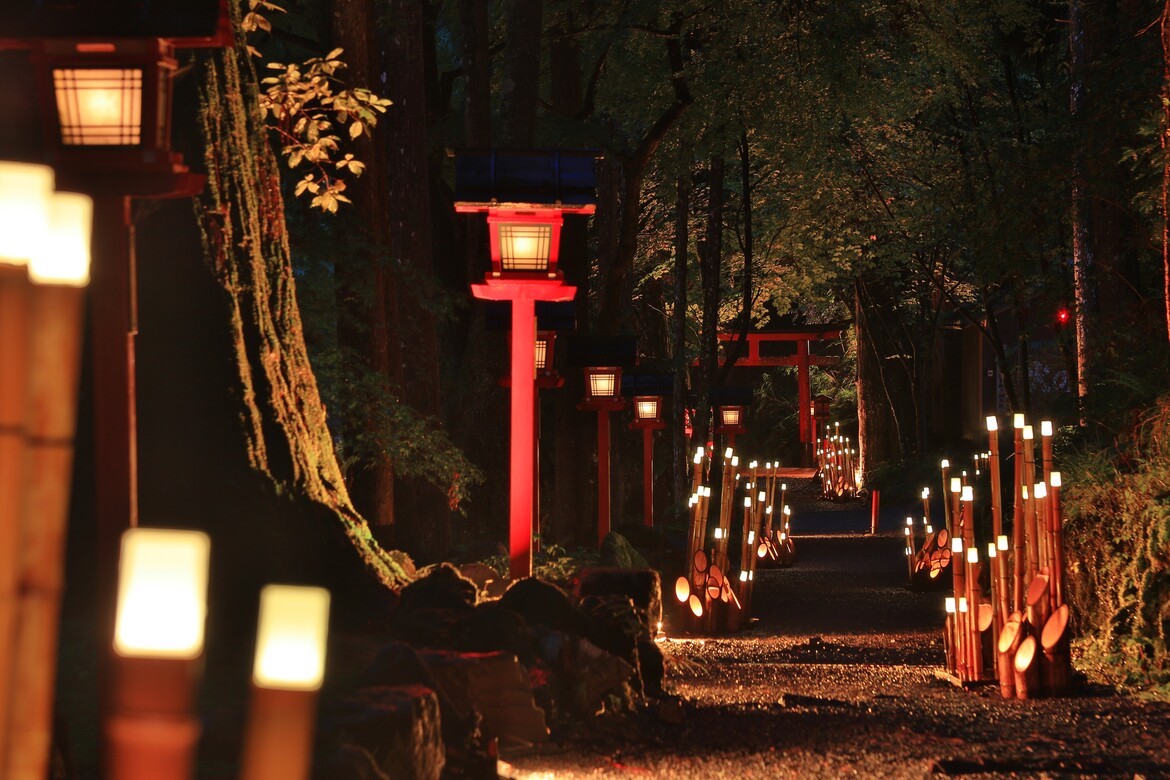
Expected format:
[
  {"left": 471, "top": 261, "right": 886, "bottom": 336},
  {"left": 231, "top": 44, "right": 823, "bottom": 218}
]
[
  {"left": 579, "top": 367, "right": 626, "bottom": 545},
  {"left": 630, "top": 395, "right": 666, "bottom": 527},
  {"left": 462, "top": 204, "right": 590, "bottom": 579}
]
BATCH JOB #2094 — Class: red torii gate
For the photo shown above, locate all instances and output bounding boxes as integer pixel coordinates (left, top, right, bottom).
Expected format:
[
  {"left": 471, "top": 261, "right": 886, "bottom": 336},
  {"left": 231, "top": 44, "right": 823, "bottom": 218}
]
[{"left": 707, "top": 325, "right": 846, "bottom": 462}]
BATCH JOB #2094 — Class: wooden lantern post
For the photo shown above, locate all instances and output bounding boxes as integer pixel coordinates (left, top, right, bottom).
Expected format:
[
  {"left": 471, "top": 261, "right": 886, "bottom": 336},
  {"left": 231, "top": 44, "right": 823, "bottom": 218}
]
[
  {"left": 579, "top": 366, "right": 627, "bottom": 547},
  {"left": 630, "top": 394, "right": 666, "bottom": 527}
]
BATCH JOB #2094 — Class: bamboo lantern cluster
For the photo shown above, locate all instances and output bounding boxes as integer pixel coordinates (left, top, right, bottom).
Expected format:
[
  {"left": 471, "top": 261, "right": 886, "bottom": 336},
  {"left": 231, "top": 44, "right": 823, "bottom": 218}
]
[
  {"left": 815, "top": 422, "right": 861, "bottom": 498},
  {"left": 0, "top": 161, "right": 92, "bottom": 780},
  {"left": 674, "top": 448, "right": 792, "bottom": 632},
  {"left": 108, "top": 527, "right": 331, "bottom": 780},
  {"left": 935, "top": 415, "right": 1073, "bottom": 698}
]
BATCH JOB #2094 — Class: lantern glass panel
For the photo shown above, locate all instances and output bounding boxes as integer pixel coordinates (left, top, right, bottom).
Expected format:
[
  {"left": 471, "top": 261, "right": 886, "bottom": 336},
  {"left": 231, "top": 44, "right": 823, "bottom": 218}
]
[
  {"left": 498, "top": 223, "right": 551, "bottom": 271},
  {"left": 636, "top": 398, "right": 659, "bottom": 421},
  {"left": 29, "top": 191, "right": 92, "bottom": 287},
  {"left": 53, "top": 68, "right": 143, "bottom": 145},
  {"left": 253, "top": 585, "right": 331, "bottom": 691},
  {"left": 0, "top": 161, "right": 54, "bottom": 265},
  {"left": 588, "top": 370, "right": 617, "bottom": 399},
  {"left": 113, "top": 528, "right": 209, "bottom": 659},
  {"left": 534, "top": 337, "right": 549, "bottom": 370},
  {"left": 721, "top": 407, "right": 741, "bottom": 427}
]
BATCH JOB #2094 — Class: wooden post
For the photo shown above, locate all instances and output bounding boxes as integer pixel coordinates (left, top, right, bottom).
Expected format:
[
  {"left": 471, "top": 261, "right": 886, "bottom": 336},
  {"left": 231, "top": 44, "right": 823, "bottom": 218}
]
[
  {"left": 641, "top": 428, "right": 654, "bottom": 527},
  {"left": 869, "top": 489, "right": 881, "bottom": 534},
  {"left": 597, "top": 408, "right": 612, "bottom": 547},
  {"left": 1011, "top": 415, "right": 1026, "bottom": 612}
]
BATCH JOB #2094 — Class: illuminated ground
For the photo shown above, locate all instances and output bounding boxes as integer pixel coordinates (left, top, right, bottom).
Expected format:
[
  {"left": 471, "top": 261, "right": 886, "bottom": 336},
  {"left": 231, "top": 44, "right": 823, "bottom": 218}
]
[{"left": 504, "top": 497, "right": 1170, "bottom": 779}]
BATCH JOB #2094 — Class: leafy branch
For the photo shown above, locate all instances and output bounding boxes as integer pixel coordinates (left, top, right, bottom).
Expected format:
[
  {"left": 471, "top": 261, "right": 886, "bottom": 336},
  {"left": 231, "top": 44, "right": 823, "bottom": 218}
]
[{"left": 242, "top": 0, "right": 392, "bottom": 212}]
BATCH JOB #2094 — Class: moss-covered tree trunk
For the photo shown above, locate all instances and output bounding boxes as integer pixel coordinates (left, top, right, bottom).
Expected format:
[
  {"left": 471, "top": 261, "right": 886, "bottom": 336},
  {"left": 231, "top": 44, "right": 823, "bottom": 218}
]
[{"left": 193, "top": 30, "right": 406, "bottom": 590}]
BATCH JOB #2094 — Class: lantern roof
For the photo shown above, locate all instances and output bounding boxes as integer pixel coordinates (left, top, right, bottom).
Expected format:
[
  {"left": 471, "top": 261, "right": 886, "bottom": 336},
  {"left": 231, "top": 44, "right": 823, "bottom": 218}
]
[
  {"left": 564, "top": 334, "right": 637, "bottom": 369},
  {"left": 0, "top": 0, "right": 229, "bottom": 44},
  {"left": 452, "top": 149, "right": 600, "bottom": 211}
]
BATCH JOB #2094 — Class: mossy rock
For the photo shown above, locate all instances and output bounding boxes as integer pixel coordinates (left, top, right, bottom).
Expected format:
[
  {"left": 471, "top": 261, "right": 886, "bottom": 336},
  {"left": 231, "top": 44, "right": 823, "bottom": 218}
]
[{"left": 599, "top": 532, "right": 650, "bottom": 570}]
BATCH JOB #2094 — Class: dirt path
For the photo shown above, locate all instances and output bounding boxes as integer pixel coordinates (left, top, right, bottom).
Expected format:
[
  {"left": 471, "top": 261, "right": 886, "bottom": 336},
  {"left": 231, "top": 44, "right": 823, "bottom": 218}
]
[{"left": 505, "top": 495, "right": 1170, "bottom": 779}]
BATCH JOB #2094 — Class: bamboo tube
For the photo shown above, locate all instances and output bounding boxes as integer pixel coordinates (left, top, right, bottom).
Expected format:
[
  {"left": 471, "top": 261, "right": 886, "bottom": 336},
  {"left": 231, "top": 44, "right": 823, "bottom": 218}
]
[
  {"left": 987, "top": 542, "right": 1002, "bottom": 649},
  {"left": 986, "top": 416, "right": 1004, "bottom": 576},
  {"left": 0, "top": 267, "right": 30, "bottom": 772},
  {"left": 1013, "top": 633, "right": 1041, "bottom": 700},
  {"left": 996, "top": 535, "right": 1011, "bottom": 627},
  {"left": 965, "top": 547, "right": 982, "bottom": 680},
  {"left": 6, "top": 284, "right": 86, "bottom": 780},
  {"left": 978, "top": 601, "right": 995, "bottom": 677},
  {"left": 685, "top": 447, "right": 704, "bottom": 571},
  {"left": 1039, "top": 420, "right": 1054, "bottom": 483},
  {"left": 950, "top": 536, "right": 968, "bottom": 680},
  {"left": 1050, "top": 472, "right": 1067, "bottom": 607},
  {"left": 949, "top": 477, "right": 962, "bottom": 538},
  {"left": 1035, "top": 481, "right": 1051, "bottom": 577},
  {"left": 944, "top": 598, "right": 957, "bottom": 674},
  {"left": 1022, "top": 427, "right": 1039, "bottom": 579},
  {"left": 1026, "top": 573, "right": 1051, "bottom": 633},
  {"left": 1011, "top": 414, "right": 1025, "bottom": 612},
  {"left": 997, "top": 614, "right": 1021, "bottom": 699},
  {"left": 1041, "top": 603, "right": 1071, "bottom": 696},
  {"left": 940, "top": 459, "right": 952, "bottom": 529}
]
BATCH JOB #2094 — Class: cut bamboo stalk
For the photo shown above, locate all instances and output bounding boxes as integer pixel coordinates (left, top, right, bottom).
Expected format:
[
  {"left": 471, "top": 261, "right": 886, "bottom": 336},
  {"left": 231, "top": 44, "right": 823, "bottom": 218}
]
[
  {"left": 6, "top": 284, "right": 86, "bottom": 780},
  {"left": 965, "top": 546, "right": 982, "bottom": 680},
  {"left": 1050, "top": 472, "right": 1066, "bottom": 607},
  {"left": 944, "top": 601, "right": 957, "bottom": 674},
  {"left": 940, "top": 459, "right": 952, "bottom": 530},
  {"left": 1013, "top": 633, "right": 1041, "bottom": 700},
  {"left": 997, "top": 614, "right": 1021, "bottom": 699},
  {"left": 950, "top": 536, "right": 968, "bottom": 680},
  {"left": 1040, "top": 603, "right": 1071, "bottom": 696},
  {"left": 0, "top": 267, "right": 30, "bottom": 773},
  {"left": 1022, "top": 427, "right": 1038, "bottom": 580},
  {"left": 1011, "top": 414, "right": 1025, "bottom": 612},
  {"left": 1026, "top": 573, "right": 1051, "bottom": 634}
]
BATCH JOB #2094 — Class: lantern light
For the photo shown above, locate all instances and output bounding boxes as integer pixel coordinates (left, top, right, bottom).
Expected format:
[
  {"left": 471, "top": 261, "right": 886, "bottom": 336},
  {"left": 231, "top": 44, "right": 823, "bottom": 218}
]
[
  {"left": 731, "top": 456, "right": 739, "bottom": 467},
  {"left": 714, "top": 528, "right": 723, "bottom": 540},
  {"left": 113, "top": 528, "right": 210, "bottom": 659},
  {"left": 997, "top": 535, "right": 1009, "bottom": 550},
  {"left": 1040, "top": 420, "right": 1053, "bottom": 437},
  {"left": 0, "top": 161, "right": 55, "bottom": 265},
  {"left": 986, "top": 416, "right": 998, "bottom": 432},
  {"left": 950, "top": 478, "right": 961, "bottom": 493},
  {"left": 694, "top": 447, "right": 704, "bottom": 464},
  {"left": 987, "top": 543, "right": 997, "bottom": 559},
  {"left": 28, "top": 191, "right": 93, "bottom": 286},
  {"left": 961, "top": 486, "right": 973, "bottom": 502},
  {"left": 1023, "top": 425, "right": 1034, "bottom": 441},
  {"left": 951, "top": 538, "right": 963, "bottom": 554},
  {"left": 906, "top": 516, "right": 913, "bottom": 526},
  {"left": 1050, "top": 472, "right": 1062, "bottom": 488},
  {"left": 966, "top": 548, "right": 978, "bottom": 564},
  {"left": 724, "top": 447, "right": 733, "bottom": 459},
  {"left": 1013, "top": 413, "right": 1025, "bottom": 429},
  {"left": 252, "top": 585, "right": 331, "bottom": 691},
  {"left": 739, "top": 571, "right": 747, "bottom": 583},
  {"left": 748, "top": 531, "right": 755, "bottom": 544},
  {"left": 719, "top": 405, "right": 743, "bottom": 428},
  {"left": 1034, "top": 482, "right": 1047, "bottom": 499},
  {"left": 945, "top": 597, "right": 956, "bottom": 613},
  {"left": 634, "top": 396, "right": 661, "bottom": 422},
  {"left": 959, "top": 597, "right": 969, "bottom": 613},
  {"left": 922, "top": 487, "right": 930, "bottom": 498},
  {"left": 743, "top": 496, "right": 751, "bottom": 508},
  {"left": 584, "top": 366, "right": 620, "bottom": 400},
  {"left": 534, "top": 333, "right": 551, "bottom": 371},
  {"left": 926, "top": 524, "right": 933, "bottom": 533},
  {"left": 941, "top": 459, "right": 950, "bottom": 469}
]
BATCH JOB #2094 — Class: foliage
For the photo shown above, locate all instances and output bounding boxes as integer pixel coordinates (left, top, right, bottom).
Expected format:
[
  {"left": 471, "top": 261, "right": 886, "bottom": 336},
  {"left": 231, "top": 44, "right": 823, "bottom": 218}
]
[
  {"left": 479, "top": 545, "right": 601, "bottom": 587},
  {"left": 242, "top": 0, "right": 391, "bottom": 212},
  {"left": 1062, "top": 395, "right": 1170, "bottom": 693}
]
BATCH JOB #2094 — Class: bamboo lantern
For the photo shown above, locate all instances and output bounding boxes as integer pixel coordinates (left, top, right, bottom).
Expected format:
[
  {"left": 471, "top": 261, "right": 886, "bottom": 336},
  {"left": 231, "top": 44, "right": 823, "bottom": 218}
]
[
  {"left": 951, "top": 536, "right": 967, "bottom": 680},
  {"left": 240, "top": 585, "right": 331, "bottom": 780},
  {"left": 1026, "top": 572, "right": 1051, "bottom": 636},
  {"left": 107, "top": 528, "right": 210, "bottom": 780},
  {"left": 965, "top": 545, "right": 982, "bottom": 680},
  {"left": 944, "top": 597, "right": 957, "bottom": 673},
  {"left": 1050, "top": 472, "right": 1067, "bottom": 607},
  {"left": 940, "top": 459, "right": 952, "bottom": 529},
  {"left": 5, "top": 191, "right": 92, "bottom": 780},
  {"left": 996, "top": 614, "right": 1021, "bottom": 699},
  {"left": 0, "top": 161, "right": 49, "bottom": 773},
  {"left": 1011, "top": 414, "right": 1026, "bottom": 611}
]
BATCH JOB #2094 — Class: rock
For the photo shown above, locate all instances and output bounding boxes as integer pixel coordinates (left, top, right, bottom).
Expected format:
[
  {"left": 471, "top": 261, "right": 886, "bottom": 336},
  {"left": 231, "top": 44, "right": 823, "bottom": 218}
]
[
  {"left": 458, "top": 562, "right": 509, "bottom": 599},
  {"left": 329, "top": 685, "right": 445, "bottom": 780},
  {"left": 562, "top": 636, "right": 636, "bottom": 715},
  {"left": 315, "top": 744, "right": 389, "bottom": 780},
  {"left": 599, "top": 532, "right": 651, "bottom": 569},
  {"left": 575, "top": 567, "right": 663, "bottom": 636},
  {"left": 579, "top": 594, "right": 647, "bottom": 662},
  {"left": 637, "top": 638, "right": 665, "bottom": 695},
  {"left": 386, "top": 606, "right": 466, "bottom": 649},
  {"left": 452, "top": 602, "right": 535, "bottom": 666},
  {"left": 398, "top": 563, "right": 479, "bottom": 611},
  {"left": 418, "top": 650, "right": 549, "bottom": 748},
  {"left": 498, "top": 577, "right": 585, "bottom": 635}
]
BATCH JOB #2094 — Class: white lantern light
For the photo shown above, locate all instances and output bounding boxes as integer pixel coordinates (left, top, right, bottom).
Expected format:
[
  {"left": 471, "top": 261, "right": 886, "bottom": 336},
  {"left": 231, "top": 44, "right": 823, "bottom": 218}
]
[
  {"left": 113, "top": 528, "right": 210, "bottom": 659},
  {"left": 252, "top": 585, "right": 331, "bottom": 691},
  {"left": 0, "top": 161, "right": 54, "bottom": 265},
  {"left": 29, "top": 191, "right": 93, "bottom": 287}
]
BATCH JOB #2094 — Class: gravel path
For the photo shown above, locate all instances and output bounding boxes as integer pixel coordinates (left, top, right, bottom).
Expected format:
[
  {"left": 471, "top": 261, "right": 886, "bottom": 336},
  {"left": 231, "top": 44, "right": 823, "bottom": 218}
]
[{"left": 505, "top": 488, "right": 1170, "bottom": 779}]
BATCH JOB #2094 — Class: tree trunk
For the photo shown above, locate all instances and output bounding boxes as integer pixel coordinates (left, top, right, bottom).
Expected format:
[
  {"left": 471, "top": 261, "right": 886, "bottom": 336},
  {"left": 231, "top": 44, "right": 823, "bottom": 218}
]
[
  {"left": 671, "top": 169, "right": 691, "bottom": 521},
  {"left": 498, "top": 0, "right": 543, "bottom": 147},
  {"left": 695, "top": 156, "right": 725, "bottom": 448},
  {"left": 332, "top": 0, "right": 396, "bottom": 530},
  {"left": 193, "top": 29, "right": 407, "bottom": 589},
  {"left": 1162, "top": 0, "right": 1170, "bottom": 345},
  {"left": 384, "top": 0, "right": 446, "bottom": 556},
  {"left": 459, "top": 0, "right": 492, "bottom": 148},
  {"left": 854, "top": 279, "right": 901, "bottom": 482}
]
